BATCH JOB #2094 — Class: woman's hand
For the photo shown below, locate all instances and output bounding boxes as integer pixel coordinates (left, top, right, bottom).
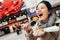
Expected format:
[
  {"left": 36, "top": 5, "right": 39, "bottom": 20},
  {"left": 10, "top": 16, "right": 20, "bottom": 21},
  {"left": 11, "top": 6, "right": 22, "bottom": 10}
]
[
  {"left": 37, "top": 29, "right": 45, "bottom": 36},
  {"left": 33, "top": 29, "right": 45, "bottom": 36}
]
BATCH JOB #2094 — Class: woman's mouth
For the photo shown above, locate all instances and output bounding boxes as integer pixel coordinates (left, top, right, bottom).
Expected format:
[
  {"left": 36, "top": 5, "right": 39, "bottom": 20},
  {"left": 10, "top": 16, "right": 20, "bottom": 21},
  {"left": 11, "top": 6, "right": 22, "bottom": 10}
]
[{"left": 39, "top": 14, "right": 43, "bottom": 17}]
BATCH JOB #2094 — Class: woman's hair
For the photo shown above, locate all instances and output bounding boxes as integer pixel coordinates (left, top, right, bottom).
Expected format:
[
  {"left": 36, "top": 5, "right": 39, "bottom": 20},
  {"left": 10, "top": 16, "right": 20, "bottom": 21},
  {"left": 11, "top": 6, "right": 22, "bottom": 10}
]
[{"left": 36, "top": 1, "right": 52, "bottom": 11}]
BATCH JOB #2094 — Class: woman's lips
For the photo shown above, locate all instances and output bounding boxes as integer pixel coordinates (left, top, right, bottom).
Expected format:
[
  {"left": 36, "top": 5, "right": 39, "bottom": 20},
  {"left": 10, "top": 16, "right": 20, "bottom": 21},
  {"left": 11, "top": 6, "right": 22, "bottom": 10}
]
[{"left": 39, "top": 14, "right": 43, "bottom": 18}]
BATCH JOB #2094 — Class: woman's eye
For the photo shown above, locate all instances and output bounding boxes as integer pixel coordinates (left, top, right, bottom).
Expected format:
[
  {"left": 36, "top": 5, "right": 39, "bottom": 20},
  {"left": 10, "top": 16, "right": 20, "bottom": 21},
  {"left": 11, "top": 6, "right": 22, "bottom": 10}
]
[
  {"left": 41, "top": 7, "right": 45, "bottom": 9},
  {"left": 36, "top": 8, "right": 38, "bottom": 10},
  {"left": 36, "top": 7, "right": 45, "bottom": 10}
]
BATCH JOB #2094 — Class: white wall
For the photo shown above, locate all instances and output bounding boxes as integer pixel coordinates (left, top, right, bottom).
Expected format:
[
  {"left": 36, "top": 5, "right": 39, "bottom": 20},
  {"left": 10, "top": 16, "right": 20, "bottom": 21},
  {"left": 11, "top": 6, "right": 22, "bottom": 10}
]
[
  {"left": 23, "top": 0, "right": 42, "bottom": 8},
  {"left": 45, "top": 0, "right": 60, "bottom": 5},
  {"left": 0, "top": 0, "right": 3, "bottom": 3}
]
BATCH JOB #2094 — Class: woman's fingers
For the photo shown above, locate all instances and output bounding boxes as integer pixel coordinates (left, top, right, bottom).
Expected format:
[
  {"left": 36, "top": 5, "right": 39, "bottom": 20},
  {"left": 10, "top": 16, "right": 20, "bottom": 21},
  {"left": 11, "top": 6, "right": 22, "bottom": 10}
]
[{"left": 39, "top": 29, "right": 44, "bottom": 32}]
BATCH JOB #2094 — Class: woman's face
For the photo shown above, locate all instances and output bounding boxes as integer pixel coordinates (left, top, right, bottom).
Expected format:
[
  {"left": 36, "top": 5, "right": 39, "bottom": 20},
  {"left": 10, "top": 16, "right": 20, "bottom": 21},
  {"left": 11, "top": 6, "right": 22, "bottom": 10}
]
[{"left": 36, "top": 3, "right": 50, "bottom": 21}]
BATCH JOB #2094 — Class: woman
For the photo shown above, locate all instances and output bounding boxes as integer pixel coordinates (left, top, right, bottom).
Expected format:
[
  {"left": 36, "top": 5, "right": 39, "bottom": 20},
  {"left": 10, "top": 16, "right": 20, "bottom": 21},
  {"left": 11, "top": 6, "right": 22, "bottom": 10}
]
[
  {"left": 26, "top": 1, "right": 59, "bottom": 40},
  {"left": 35, "top": 1, "right": 57, "bottom": 40}
]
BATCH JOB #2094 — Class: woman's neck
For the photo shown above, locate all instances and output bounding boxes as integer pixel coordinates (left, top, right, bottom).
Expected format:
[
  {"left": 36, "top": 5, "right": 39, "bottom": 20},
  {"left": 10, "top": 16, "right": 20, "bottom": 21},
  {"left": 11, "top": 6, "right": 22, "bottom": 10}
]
[{"left": 42, "top": 18, "right": 48, "bottom": 23}]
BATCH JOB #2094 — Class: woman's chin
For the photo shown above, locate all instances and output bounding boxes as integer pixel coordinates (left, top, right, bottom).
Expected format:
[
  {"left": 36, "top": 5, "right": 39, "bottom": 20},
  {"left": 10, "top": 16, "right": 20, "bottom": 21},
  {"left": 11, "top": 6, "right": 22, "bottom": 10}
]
[{"left": 39, "top": 18, "right": 43, "bottom": 21}]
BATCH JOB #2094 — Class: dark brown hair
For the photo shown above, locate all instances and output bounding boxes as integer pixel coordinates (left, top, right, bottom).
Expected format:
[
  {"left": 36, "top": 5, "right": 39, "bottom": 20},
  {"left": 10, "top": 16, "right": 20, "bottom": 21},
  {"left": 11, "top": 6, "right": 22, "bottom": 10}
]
[{"left": 36, "top": 1, "right": 52, "bottom": 11}]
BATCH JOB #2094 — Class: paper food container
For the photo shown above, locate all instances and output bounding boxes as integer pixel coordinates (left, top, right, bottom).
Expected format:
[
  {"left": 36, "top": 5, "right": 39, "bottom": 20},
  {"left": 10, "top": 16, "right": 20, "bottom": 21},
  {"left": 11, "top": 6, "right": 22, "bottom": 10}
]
[{"left": 44, "top": 26, "right": 59, "bottom": 32}]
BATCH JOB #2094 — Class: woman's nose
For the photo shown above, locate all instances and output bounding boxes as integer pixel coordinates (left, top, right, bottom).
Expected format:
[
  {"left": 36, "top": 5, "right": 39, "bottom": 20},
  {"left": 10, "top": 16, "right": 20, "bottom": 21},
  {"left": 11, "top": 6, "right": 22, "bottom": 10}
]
[{"left": 37, "top": 9, "right": 41, "bottom": 12}]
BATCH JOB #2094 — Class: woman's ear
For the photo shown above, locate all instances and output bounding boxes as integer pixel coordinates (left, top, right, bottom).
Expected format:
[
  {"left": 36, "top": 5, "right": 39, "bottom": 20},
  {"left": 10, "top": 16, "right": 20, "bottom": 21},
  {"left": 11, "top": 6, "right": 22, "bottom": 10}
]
[{"left": 48, "top": 10, "right": 52, "bottom": 15}]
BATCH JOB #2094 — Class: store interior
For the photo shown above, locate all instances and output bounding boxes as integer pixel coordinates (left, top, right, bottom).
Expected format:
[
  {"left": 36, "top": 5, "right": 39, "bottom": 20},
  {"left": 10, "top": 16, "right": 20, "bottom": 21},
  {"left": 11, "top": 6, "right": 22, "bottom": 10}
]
[{"left": 0, "top": 0, "right": 60, "bottom": 38}]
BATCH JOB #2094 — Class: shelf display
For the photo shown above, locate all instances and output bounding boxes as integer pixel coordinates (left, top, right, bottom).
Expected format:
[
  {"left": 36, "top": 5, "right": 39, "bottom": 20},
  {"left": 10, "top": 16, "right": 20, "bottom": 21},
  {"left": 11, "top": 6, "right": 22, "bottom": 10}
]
[
  {"left": 56, "top": 10, "right": 60, "bottom": 18},
  {"left": 0, "top": 10, "right": 28, "bottom": 28},
  {"left": 0, "top": 0, "right": 23, "bottom": 19}
]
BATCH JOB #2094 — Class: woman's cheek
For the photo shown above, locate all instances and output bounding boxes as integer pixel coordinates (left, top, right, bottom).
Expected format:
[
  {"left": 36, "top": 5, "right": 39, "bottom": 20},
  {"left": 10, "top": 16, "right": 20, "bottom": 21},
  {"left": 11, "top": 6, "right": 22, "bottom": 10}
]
[{"left": 43, "top": 14, "right": 48, "bottom": 20}]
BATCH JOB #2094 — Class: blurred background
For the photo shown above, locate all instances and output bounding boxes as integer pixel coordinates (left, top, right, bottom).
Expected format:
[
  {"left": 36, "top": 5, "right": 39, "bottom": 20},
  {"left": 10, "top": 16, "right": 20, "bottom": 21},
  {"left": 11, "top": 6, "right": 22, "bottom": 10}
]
[{"left": 0, "top": 0, "right": 60, "bottom": 40}]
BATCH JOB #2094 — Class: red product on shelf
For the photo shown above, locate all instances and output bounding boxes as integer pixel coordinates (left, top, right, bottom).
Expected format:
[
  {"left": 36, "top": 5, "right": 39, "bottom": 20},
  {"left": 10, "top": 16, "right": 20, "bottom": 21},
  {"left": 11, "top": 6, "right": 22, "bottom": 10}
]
[{"left": 0, "top": 0, "right": 23, "bottom": 19}]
